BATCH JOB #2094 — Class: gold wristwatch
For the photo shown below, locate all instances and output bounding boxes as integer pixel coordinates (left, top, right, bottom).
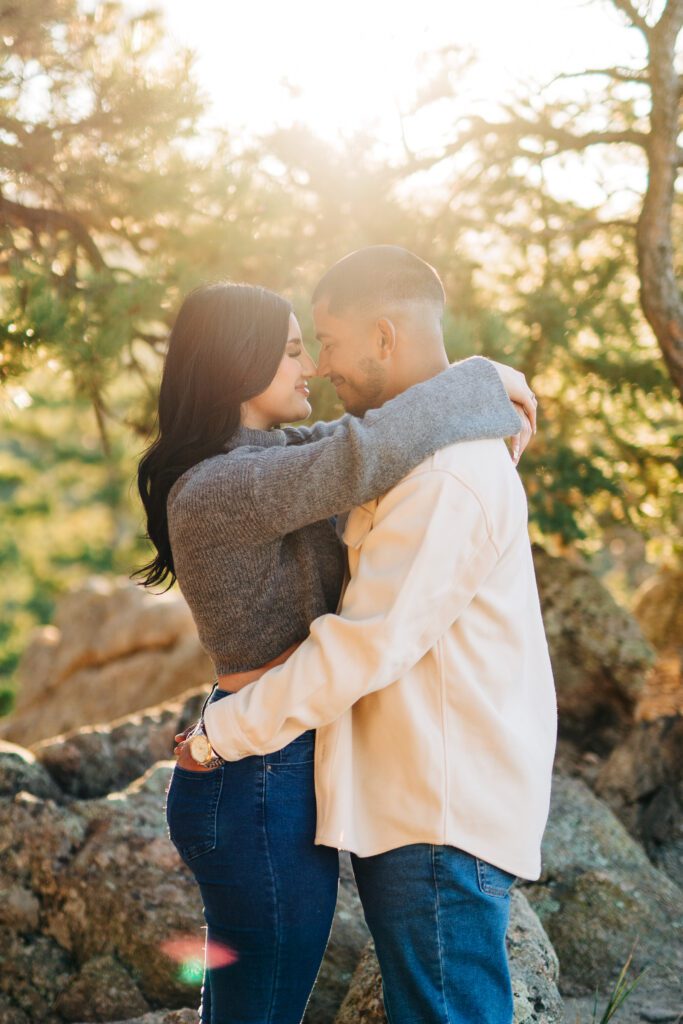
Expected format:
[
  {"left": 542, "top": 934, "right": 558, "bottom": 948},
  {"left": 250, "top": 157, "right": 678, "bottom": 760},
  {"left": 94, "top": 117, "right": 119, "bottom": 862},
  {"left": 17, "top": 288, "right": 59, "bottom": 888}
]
[{"left": 187, "top": 723, "right": 225, "bottom": 769}]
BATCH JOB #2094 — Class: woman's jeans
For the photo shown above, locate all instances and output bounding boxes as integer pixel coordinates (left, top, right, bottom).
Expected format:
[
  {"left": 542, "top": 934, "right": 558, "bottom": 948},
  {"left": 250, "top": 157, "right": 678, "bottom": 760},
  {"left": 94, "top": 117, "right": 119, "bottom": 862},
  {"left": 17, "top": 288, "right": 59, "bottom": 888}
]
[
  {"left": 165, "top": 688, "right": 339, "bottom": 1024},
  {"left": 351, "top": 843, "right": 516, "bottom": 1024}
]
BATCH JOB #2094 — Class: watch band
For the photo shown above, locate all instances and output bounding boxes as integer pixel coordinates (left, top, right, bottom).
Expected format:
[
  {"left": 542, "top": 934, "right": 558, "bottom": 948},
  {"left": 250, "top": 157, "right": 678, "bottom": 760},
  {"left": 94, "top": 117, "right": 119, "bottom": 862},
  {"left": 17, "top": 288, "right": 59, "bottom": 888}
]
[{"left": 188, "top": 680, "right": 226, "bottom": 768}]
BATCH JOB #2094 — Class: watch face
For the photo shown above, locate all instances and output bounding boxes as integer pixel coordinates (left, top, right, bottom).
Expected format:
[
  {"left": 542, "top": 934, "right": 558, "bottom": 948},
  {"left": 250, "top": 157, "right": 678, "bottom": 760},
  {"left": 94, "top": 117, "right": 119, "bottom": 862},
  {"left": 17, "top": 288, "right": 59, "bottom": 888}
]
[{"left": 189, "top": 734, "right": 211, "bottom": 763}]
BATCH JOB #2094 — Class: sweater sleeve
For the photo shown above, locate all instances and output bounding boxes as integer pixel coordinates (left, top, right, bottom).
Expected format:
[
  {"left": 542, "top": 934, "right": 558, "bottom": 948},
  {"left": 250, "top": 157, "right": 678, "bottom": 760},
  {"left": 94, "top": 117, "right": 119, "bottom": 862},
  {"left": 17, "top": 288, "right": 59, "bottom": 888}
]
[
  {"left": 238, "top": 355, "right": 519, "bottom": 540},
  {"left": 281, "top": 356, "right": 514, "bottom": 447},
  {"left": 282, "top": 412, "right": 354, "bottom": 446}
]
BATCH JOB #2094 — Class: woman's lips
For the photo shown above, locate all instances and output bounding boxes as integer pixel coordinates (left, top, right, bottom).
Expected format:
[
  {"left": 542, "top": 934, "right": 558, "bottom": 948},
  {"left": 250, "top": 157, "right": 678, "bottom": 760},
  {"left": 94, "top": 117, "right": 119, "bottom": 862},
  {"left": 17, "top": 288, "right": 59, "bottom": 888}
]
[{"left": 296, "top": 386, "right": 310, "bottom": 396}]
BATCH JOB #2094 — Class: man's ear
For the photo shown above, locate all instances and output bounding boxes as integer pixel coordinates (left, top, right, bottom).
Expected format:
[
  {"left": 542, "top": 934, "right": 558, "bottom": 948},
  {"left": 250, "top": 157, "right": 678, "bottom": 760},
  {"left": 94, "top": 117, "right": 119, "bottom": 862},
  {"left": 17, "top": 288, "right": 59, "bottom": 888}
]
[{"left": 376, "top": 317, "right": 397, "bottom": 360}]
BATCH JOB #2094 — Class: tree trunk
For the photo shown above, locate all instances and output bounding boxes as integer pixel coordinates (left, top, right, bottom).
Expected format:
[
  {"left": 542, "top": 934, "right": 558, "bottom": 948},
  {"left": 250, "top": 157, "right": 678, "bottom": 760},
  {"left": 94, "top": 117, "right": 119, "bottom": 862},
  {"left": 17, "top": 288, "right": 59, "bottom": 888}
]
[{"left": 636, "top": 1, "right": 683, "bottom": 399}]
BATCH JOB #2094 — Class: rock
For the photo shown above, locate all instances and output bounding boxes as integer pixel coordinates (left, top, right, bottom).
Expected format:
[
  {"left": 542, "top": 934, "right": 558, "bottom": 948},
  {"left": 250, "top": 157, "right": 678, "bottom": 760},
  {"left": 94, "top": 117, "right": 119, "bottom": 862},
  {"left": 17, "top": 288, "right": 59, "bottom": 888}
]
[
  {"left": 74, "top": 1013, "right": 198, "bottom": 1024},
  {"left": 54, "top": 955, "right": 150, "bottom": 1022},
  {"left": 506, "top": 891, "right": 564, "bottom": 1023},
  {"left": 521, "top": 772, "right": 683, "bottom": 1021},
  {"left": 333, "top": 940, "right": 385, "bottom": 1024},
  {"left": 0, "top": 933, "right": 74, "bottom": 1024},
  {"left": 304, "top": 853, "right": 370, "bottom": 1023},
  {"left": 0, "top": 748, "right": 372, "bottom": 1024},
  {"left": 633, "top": 566, "right": 683, "bottom": 654},
  {"left": 0, "top": 577, "right": 213, "bottom": 747},
  {"left": 632, "top": 567, "right": 683, "bottom": 721},
  {"left": 33, "top": 692, "right": 207, "bottom": 800},
  {"left": 333, "top": 889, "right": 564, "bottom": 1023},
  {"left": 0, "top": 753, "right": 205, "bottom": 1020},
  {"left": 532, "top": 546, "right": 654, "bottom": 745},
  {"left": 0, "top": 741, "right": 64, "bottom": 801},
  {"left": 595, "top": 714, "right": 683, "bottom": 889}
]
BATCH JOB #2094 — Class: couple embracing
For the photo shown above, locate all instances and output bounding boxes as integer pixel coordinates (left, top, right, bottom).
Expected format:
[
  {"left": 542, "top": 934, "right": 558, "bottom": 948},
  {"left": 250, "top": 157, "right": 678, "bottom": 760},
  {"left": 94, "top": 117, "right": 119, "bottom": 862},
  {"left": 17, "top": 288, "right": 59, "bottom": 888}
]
[{"left": 136, "top": 244, "right": 557, "bottom": 1024}]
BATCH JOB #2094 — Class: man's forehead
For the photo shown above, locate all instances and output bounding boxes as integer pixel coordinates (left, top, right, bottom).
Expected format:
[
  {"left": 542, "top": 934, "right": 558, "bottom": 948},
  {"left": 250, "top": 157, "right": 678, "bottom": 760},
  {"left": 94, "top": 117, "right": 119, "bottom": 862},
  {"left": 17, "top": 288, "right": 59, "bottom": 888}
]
[{"left": 313, "top": 298, "right": 364, "bottom": 335}]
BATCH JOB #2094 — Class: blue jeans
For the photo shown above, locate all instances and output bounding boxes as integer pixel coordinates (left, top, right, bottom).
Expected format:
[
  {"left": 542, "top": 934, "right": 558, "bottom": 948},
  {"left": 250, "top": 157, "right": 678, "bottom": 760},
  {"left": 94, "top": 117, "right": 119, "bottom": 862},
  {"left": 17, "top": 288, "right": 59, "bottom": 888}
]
[
  {"left": 165, "top": 688, "right": 339, "bottom": 1023},
  {"left": 351, "top": 843, "right": 516, "bottom": 1024}
]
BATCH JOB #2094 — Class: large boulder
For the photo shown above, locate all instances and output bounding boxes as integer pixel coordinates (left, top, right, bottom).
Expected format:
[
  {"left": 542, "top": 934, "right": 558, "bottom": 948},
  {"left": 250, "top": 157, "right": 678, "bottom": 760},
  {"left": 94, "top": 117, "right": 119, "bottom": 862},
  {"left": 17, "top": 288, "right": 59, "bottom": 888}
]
[
  {"left": 32, "top": 692, "right": 207, "bottom": 799},
  {"left": 0, "top": 753, "right": 204, "bottom": 1022},
  {"left": 74, "top": 1014, "right": 197, "bottom": 1024},
  {"left": 521, "top": 773, "right": 683, "bottom": 1022},
  {"left": 631, "top": 567, "right": 683, "bottom": 721},
  {"left": 0, "top": 742, "right": 369, "bottom": 1024},
  {"left": 333, "top": 889, "right": 565, "bottom": 1024},
  {"left": 304, "top": 853, "right": 370, "bottom": 1023},
  {"left": 0, "top": 577, "right": 212, "bottom": 747},
  {"left": 532, "top": 546, "right": 654, "bottom": 745},
  {"left": 594, "top": 714, "right": 683, "bottom": 889}
]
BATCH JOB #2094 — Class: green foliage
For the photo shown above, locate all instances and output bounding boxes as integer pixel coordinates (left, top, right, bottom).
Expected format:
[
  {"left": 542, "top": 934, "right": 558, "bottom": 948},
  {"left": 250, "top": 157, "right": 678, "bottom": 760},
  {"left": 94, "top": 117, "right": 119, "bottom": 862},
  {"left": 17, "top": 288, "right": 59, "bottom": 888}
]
[{"left": 584, "top": 943, "right": 649, "bottom": 1023}]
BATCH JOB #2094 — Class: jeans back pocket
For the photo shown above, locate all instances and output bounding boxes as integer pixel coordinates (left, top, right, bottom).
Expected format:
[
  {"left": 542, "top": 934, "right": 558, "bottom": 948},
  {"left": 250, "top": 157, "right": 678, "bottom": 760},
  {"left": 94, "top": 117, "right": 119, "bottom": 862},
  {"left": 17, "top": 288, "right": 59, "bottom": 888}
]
[{"left": 165, "top": 765, "right": 223, "bottom": 862}]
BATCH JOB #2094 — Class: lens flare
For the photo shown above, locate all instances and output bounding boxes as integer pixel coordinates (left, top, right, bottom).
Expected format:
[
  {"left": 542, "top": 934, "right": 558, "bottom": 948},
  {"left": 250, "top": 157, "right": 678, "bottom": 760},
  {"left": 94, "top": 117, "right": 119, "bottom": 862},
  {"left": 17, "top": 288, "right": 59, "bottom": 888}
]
[{"left": 162, "top": 933, "right": 238, "bottom": 985}]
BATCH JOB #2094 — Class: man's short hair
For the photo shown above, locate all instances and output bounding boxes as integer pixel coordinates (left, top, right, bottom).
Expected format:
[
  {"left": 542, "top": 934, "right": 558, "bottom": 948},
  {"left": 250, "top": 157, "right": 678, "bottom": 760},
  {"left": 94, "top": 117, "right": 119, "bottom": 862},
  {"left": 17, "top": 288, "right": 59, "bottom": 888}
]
[{"left": 312, "top": 245, "right": 445, "bottom": 316}]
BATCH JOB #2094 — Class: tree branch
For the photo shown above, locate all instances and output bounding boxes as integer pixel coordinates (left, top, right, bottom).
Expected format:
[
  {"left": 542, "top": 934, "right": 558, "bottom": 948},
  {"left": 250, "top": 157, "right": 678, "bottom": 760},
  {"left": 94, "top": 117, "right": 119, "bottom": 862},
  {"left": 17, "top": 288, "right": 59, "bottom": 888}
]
[
  {"left": 403, "top": 116, "right": 649, "bottom": 176},
  {"left": 0, "top": 192, "right": 106, "bottom": 270},
  {"left": 551, "top": 66, "right": 649, "bottom": 86},
  {"left": 611, "top": 0, "right": 651, "bottom": 34}
]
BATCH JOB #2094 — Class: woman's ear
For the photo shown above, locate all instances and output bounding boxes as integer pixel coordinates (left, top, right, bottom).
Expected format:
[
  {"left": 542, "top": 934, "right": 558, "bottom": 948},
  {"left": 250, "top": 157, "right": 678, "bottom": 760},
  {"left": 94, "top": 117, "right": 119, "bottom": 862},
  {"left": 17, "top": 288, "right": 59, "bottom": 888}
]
[{"left": 376, "top": 317, "right": 397, "bottom": 360}]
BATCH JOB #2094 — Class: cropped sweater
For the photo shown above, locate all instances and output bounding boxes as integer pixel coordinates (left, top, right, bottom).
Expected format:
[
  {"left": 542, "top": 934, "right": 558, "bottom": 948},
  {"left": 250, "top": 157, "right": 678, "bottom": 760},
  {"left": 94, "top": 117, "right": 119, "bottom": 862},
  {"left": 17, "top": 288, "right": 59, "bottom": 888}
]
[{"left": 166, "top": 356, "right": 520, "bottom": 674}]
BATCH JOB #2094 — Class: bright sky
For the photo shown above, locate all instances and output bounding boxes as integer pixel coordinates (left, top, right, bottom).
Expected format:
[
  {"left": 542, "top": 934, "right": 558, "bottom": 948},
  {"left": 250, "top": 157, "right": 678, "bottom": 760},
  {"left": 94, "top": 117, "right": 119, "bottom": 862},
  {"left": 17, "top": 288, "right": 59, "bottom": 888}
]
[
  {"left": 147, "top": 0, "right": 642, "bottom": 137},
  {"left": 123, "top": 0, "right": 651, "bottom": 208}
]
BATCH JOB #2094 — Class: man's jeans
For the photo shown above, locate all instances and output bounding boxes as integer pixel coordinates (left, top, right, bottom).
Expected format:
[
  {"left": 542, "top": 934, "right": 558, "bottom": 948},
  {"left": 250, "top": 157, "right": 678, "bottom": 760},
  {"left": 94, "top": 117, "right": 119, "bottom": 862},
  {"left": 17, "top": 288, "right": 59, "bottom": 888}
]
[{"left": 352, "top": 843, "right": 516, "bottom": 1024}]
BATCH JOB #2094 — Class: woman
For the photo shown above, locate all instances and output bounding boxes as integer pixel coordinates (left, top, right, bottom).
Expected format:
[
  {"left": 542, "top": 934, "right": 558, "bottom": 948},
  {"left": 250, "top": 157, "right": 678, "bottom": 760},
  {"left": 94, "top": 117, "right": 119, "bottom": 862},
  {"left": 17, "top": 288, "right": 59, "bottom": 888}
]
[{"left": 135, "top": 280, "right": 532, "bottom": 1024}]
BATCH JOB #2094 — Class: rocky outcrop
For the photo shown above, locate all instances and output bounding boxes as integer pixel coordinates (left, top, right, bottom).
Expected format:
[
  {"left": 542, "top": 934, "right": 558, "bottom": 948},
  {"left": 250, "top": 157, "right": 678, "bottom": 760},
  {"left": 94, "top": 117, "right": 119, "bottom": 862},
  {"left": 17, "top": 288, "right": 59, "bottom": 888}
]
[
  {"left": 595, "top": 714, "right": 683, "bottom": 889},
  {"left": 0, "top": 578, "right": 212, "bottom": 747},
  {"left": 32, "top": 692, "right": 207, "bottom": 799},
  {"left": 0, "top": 740, "right": 370, "bottom": 1024},
  {"left": 532, "top": 546, "right": 654, "bottom": 745},
  {"left": 333, "top": 890, "right": 565, "bottom": 1024},
  {"left": 632, "top": 566, "right": 683, "bottom": 721},
  {"left": 521, "top": 773, "right": 683, "bottom": 1022},
  {"left": 74, "top": 1013, "right": 197, "bottom": 1024},
  {"left": 0, "top": 751, "right": 204, "bottom": 1022}
]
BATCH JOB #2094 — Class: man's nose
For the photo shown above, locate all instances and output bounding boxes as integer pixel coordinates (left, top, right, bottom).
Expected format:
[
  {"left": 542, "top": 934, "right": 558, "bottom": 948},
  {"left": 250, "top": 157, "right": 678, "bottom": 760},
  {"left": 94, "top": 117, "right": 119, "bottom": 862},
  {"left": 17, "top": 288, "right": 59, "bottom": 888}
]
[
  {"left": 315, "top": 351, "right": 330, "bottom": 378},
  {"left": 303, "top": 351, "right": 320, "bottom": 377}
]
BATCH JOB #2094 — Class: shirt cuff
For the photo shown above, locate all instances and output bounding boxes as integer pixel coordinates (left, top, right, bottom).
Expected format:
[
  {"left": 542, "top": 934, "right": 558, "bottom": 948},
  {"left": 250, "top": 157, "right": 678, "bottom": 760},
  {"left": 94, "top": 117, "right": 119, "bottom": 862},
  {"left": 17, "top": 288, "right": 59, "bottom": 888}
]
[{"left": 203, "top": 697, "right": 252, "bottom": 761}]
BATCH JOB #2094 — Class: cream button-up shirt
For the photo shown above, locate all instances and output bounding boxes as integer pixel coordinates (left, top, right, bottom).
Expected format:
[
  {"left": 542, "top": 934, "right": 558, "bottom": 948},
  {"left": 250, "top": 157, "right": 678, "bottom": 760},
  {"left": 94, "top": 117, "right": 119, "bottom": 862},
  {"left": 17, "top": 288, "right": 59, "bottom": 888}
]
[{"left": 204, "top": 438, "right": 558, "bottom": 880}]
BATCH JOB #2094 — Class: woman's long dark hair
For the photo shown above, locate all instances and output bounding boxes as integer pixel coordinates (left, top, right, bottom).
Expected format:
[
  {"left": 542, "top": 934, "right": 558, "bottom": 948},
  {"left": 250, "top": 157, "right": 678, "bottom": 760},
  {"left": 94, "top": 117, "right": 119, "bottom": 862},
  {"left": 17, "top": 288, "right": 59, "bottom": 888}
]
[{"left": 133, "top": 282, "right": 292, "bottom": 590}]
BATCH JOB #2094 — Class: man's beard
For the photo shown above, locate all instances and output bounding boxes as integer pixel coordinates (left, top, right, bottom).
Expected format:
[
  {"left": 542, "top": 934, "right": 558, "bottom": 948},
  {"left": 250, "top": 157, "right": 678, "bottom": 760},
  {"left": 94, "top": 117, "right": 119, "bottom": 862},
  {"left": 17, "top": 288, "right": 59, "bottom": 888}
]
[{"left": 342, "top": 358, "right": 388, "bottom": 416}]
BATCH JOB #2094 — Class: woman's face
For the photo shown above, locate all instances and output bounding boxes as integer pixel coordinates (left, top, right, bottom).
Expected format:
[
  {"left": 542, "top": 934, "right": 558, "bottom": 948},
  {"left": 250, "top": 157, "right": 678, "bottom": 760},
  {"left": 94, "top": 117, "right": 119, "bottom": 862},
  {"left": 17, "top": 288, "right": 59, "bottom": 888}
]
[{"left": 242, "top": 313, "right": 317, "bottom": 429}]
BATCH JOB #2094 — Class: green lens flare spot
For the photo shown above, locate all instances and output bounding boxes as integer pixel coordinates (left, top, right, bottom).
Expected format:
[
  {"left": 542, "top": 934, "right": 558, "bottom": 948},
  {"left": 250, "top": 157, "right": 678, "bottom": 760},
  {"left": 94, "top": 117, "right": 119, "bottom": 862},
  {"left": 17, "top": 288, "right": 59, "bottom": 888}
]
[{"left": 178, "top": 958, "right": 204, "bottom": 985}]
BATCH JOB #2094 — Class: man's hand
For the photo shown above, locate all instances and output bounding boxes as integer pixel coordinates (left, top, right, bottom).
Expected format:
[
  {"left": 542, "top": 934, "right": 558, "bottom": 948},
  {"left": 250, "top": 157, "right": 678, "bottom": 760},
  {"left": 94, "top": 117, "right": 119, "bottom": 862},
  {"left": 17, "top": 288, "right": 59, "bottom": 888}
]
[
  {"left": 489, "top": 361, "right": 538, "bottom": 434},
  {"left": 509, "top": 402, "right": 533, "bottom": 466}
]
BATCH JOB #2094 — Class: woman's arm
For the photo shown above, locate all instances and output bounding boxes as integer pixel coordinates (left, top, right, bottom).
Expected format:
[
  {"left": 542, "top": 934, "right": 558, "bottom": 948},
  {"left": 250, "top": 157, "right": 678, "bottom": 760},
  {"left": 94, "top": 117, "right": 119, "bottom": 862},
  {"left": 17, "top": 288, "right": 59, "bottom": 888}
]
[
  {"left": 282, "top": 356, "right": 536, "bottom": 446},
  {"left": 188, "top": 354, "right": 519, "bottom": 542}
]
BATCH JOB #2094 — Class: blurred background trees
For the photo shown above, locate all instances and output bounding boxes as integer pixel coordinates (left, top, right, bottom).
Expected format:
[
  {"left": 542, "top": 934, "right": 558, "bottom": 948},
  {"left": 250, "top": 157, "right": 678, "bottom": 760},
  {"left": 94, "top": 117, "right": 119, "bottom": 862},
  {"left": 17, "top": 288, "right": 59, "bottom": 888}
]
[{"left": 0, "top": 0, "right": 681, "bottom": 712}]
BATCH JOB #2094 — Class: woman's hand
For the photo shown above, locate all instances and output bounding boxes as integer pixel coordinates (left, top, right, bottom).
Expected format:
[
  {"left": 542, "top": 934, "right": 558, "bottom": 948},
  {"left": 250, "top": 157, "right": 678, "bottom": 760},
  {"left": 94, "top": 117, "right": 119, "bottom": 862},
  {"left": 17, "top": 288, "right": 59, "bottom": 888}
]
[
  {"left": 489, "top": 361, "right": 538, "bottom": 434},
  {"left": 509, "top": 403, "right": 533, "bottom": 466},
  {"left": 173, "top": 724, "right": 213, "bottom": 772}
]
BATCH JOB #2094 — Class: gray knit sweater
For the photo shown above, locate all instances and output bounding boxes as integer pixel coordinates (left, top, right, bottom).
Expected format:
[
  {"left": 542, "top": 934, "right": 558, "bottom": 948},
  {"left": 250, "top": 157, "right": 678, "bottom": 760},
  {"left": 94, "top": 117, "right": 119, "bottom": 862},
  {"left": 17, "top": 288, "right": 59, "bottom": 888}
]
[{"left": 166, "top": 356, "right": 520, "bottom": 674}]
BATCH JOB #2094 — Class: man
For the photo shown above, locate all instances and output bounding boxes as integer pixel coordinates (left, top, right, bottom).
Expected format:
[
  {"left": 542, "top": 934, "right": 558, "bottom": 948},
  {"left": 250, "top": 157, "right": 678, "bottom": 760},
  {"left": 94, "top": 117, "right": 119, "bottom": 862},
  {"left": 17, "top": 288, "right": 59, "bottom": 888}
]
[{"left": 188, "top": 246, "right": 558, "bottom": 1023}]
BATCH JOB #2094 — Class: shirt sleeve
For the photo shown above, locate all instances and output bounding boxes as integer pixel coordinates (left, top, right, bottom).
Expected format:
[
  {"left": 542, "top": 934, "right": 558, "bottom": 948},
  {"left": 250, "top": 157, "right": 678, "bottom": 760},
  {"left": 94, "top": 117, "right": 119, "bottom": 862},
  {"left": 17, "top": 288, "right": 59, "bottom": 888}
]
[{"left": 203, "top": 466, "right": 501, "bottom": 760}]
